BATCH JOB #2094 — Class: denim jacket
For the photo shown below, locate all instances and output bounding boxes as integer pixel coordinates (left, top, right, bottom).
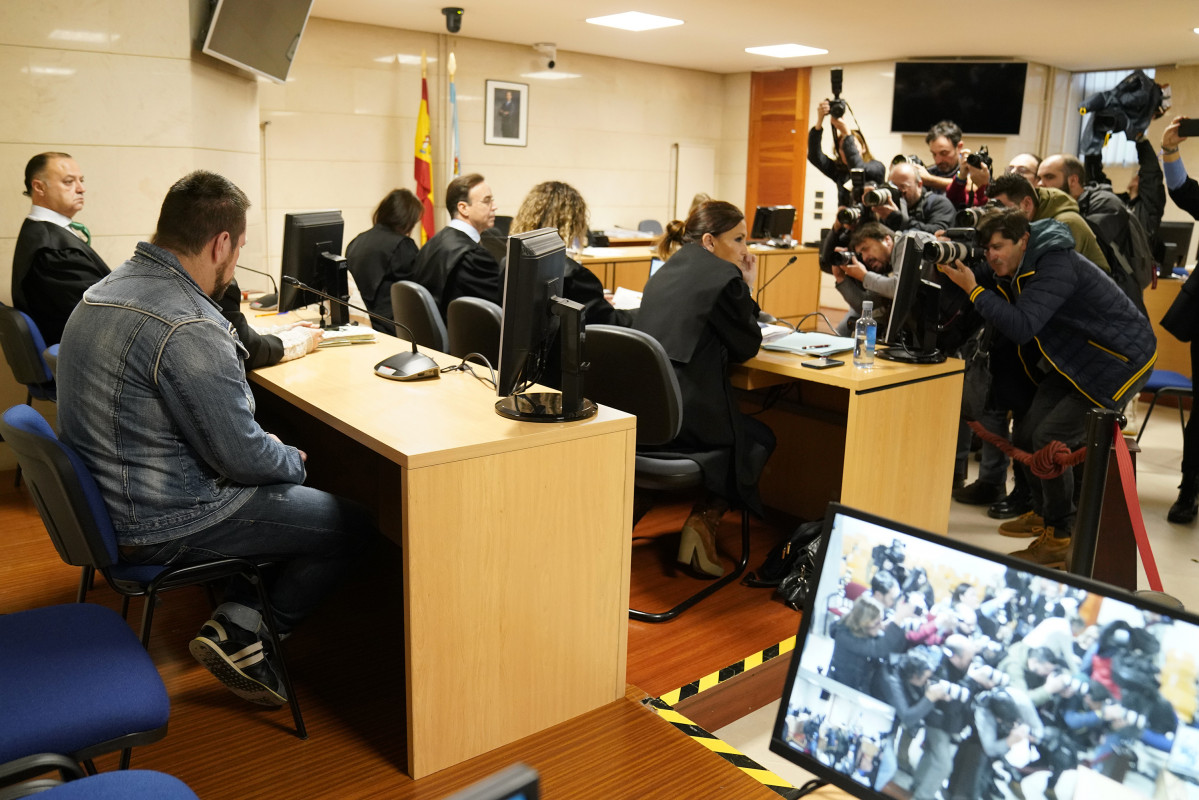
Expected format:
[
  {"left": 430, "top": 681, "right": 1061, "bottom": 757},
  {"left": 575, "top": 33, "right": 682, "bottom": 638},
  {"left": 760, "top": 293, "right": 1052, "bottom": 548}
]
[{"left": 57, "top": 241, "right": 306, "bottom": 545}]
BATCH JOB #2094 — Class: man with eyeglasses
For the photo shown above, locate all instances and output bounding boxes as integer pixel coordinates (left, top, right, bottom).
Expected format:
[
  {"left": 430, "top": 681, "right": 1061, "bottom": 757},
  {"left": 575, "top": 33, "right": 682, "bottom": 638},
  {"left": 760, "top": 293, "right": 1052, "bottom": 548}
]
[
  {"left": 412, "top": 173, "right": 503, "bottom": 317},
  {"left": 1006, "top": 153, "right": 1042, "bottom": 186}
]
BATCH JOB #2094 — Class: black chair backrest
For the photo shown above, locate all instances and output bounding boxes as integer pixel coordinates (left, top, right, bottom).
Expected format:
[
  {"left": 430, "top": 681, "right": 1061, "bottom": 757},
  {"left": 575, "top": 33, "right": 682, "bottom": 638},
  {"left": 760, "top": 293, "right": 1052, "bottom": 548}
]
[
  {"left": 391, "top": 281, "right": 449, "bottom": 352},
  {"left": 637, "top": 219, "right": 663, "bottom": 236},
  {"left": 582, "top": 325, "right": 682, "bottom": 446},
  {"left": 492, "top": 215, "right": 514, "bottom": 236},
  {"left": 0, "top": 304, "right": 54, "bottom": 387},
  {"left": 447, "top": 297, "right": 502, "bottom": 366},
  {"left": 0, "top": 405, "right": 118, "bottom": 570}
]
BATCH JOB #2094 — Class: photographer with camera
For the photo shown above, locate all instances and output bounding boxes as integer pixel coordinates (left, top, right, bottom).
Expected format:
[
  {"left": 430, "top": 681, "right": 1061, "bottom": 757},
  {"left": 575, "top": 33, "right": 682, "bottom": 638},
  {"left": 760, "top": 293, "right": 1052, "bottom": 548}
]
[
  {"left": 948, "top": 146, "right": 994, "bottom": 211},
  {"left": 939, "top": 207, "right": 1157, "bottom": 568},
  {"left": 808, "top": 70, "right": 885, "bottom": 207},
  {"left": 829, "top": 222, "right": 935, "bottom": 335},
  {"left": 873, "top": 649, "right": 951, "bottom": 790},
  {"left": 828, "top": 594, "right": 919, "bottom": 696},
  {"left": 867, "top": 162, "right": 956, "bottom": 234}
]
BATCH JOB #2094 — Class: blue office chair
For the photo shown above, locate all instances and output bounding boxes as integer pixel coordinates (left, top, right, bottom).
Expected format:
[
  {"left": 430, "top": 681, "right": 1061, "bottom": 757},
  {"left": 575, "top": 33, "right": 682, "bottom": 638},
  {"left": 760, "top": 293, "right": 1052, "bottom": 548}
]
[
  {"left": 637, "top": 219, "right": 663, "bottom": 236},
  {"left": 43, "top": 344, "right": 59, "bottom": 379},
  {"left": 0, "top": 305, "right": 56, "bottom": 488},
  {"left": 0, "top": 756, "right": 197, "bottom": 799},
  {"left": 0, "top": 603, "right": 169, "bottom": 774},
  {"left": 1136, "top": 369, "right": 1193, "bottom": 444},
  {"left": 447, "top": 296, "right": 502, "bottom": 367},
  {"left": 582, "top": 325, "right": 751, "bottom": 622},
  {"left": 391, "top": 280, "right": 449, "bottom": 351},
  {"left": 0, "top": 405, "right": 306, "bottom": 739}
]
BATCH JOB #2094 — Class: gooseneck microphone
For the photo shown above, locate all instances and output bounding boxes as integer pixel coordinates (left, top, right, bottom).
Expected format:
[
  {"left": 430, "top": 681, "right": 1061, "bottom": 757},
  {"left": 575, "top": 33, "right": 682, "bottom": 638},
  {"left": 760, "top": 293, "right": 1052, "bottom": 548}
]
[
  {"left": 235, "top": 264, "right": 279, "bottom": 307},
  {"left": 754, "top": 255, "right": 799, "bottom": 326},
  {"left": 280, "top": 276, "right": 440, "bottom": 381}
]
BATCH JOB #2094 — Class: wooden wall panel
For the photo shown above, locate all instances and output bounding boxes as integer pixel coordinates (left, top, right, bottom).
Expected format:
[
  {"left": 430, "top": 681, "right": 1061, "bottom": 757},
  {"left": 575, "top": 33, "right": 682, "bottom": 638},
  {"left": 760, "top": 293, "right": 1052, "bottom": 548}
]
[{"left": 746, "top": 68, "right": 810, "bottom": 239}]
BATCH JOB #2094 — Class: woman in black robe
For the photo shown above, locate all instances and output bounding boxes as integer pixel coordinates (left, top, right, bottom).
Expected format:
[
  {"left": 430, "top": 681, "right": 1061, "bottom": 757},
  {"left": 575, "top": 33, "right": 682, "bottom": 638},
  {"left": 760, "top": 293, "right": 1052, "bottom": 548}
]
[
  {"left": 345, "top": 188, "right": 423, "bottom": 332},
  {"left": 634, "top": 201, "right": 776, "bottom": 576}
]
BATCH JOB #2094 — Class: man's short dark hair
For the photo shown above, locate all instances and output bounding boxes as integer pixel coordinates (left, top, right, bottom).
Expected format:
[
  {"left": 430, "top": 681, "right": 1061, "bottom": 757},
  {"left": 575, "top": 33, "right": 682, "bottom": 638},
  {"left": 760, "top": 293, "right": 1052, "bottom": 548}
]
[
  {"left": 990, "top": 173, "right": 1037, "bottom": 207},
  {"left": 23, "top": 152, "right": 72, "bottom": 197},
  {"left": 151, "top": 171, "right": 250, "bottom": 257},
  {"left": 925, "top": 120, "right": 962, "bottom": 147},
  {"left": 871, "top": 570, "right": 898, "bottom": 597},
  {"left": 446, "top": 173, "right": 485, "bottom": 217},
  {"left": 978, "top": 206, "right": 1030, "bottom": 244},
  {"left": 849, "top": 221, "right": 894, "bottom": 250},
  {"left": 1059, "top": 155, "right": 1086, "bottom": 188}
]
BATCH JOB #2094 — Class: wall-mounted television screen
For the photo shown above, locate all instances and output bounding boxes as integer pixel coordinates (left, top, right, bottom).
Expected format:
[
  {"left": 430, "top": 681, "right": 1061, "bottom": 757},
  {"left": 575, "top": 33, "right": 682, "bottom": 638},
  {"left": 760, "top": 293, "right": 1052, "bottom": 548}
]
[
  {"left": 201, "top": 0, "right": 314, "bottom": 84},
  {"left": 891, "top": 62, "right": 1028, "bottom": 136}
]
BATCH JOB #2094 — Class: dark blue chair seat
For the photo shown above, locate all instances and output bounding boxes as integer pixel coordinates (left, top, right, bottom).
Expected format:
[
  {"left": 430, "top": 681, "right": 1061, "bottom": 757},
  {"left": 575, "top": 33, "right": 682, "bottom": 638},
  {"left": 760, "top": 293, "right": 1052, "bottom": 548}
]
[
  {"left": 0, "top": 604, "right": 169, "bottom": 771},
  {"left": 1136, "top": 369, "right": 1193, "bottom": 444},
  {"left": 27, "top": 770, "right": 198, "bottom": 799}
]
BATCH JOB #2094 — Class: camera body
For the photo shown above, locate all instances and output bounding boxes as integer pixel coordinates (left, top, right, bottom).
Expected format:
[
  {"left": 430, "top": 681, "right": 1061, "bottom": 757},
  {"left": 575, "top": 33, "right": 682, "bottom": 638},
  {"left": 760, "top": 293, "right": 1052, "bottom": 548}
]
[
  {"left": 871, "top": 540, "right": 906, "bottom": 573},
  {"left": 935, "top": 680, "right": 971, "bottom": 702},
  {"left": 924, "top": 228, "right": 984, "bottom": 264},
  {"left": 965, "top": 145, "right": 993, "bottom": 171},
  {"left": 828, "top": 249, "right": 855, "bottom": 267},
  {"left": 829, "top": 67, "right": 846, "bottom": 118},
  {"left": 954, "top": 199, "right": 1003, "bottom": 228},
  {"left": 837, "top": 206, "right": 863, "bottom": 227},
  {"left": 863, "top": 184, "right": 898, "bottom": 207}
]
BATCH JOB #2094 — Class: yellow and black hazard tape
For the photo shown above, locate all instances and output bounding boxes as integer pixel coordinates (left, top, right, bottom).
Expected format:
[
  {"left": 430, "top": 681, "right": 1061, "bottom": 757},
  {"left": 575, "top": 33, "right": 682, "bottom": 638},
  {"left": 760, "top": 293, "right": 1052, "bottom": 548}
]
[
  {"left": 645, "top": 696, "right": 802, "bottom": 799},
  {"left": 647, "top": 637, "right": 802, "bottom": 798},
  {"left": 658, "top": 635, "right": 796, "bottom": 706}
]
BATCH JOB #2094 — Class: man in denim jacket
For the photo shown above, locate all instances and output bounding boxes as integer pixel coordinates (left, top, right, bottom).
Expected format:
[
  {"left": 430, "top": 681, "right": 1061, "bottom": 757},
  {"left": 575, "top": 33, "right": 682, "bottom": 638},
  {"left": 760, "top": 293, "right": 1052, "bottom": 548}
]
[{"left": 57, "top": 171, "right": 373, "bottom": 706}]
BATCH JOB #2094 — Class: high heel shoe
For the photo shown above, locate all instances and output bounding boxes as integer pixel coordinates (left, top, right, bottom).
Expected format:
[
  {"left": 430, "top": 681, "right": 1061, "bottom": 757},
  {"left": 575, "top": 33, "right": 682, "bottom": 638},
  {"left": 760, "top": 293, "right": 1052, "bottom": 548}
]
[{"left": 678, "top": 504, "right": 725, "bottom": 577}]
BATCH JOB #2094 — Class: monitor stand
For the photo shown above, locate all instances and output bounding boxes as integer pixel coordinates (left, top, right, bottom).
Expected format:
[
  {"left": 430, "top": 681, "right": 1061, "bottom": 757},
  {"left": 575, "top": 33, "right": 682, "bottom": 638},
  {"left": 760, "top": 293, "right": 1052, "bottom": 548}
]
[{"left": 495, "top": 297, "right": 597, "bottom": 423}]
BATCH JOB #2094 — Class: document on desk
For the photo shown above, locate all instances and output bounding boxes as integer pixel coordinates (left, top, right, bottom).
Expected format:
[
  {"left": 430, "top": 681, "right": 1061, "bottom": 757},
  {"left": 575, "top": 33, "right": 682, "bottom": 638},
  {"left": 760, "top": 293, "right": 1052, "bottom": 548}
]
[
  {"left": 762, "top": 331, "right": 855, "bottom": 356},
  {"left": 610, "top": 287, "right": 643, "bottom": 310},
  {"left": 317, "top": 326, "right": 376, "bottom": 347}
]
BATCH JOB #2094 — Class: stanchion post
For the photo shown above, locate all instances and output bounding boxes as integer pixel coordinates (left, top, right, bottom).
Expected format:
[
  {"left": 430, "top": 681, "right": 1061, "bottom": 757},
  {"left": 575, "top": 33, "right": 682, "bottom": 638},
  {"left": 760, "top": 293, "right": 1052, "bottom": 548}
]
[{"left": 1071, "top": 408, "right": 1119, "bottom": 579}]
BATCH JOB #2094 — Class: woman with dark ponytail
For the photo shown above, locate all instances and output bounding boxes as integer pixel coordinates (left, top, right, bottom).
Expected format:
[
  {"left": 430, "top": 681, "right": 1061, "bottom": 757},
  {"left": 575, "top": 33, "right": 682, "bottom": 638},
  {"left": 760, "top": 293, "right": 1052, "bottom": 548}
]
[{"left": 635, "top": 201, "right": 776, "bottom": 577}]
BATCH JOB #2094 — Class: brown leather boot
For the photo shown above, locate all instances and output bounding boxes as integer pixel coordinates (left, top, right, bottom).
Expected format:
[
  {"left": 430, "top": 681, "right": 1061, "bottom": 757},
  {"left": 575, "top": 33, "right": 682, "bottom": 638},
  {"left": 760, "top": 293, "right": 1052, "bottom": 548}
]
[{"left": 678, "top": 501, "right": 726, "bottom": 577}]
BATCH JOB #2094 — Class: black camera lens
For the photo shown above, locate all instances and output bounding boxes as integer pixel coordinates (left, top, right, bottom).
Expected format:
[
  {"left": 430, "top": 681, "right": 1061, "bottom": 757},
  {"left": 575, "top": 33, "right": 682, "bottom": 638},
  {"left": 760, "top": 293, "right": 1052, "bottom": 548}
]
[
  {"left": 924, "top": 241, "right": 981, "bottom": 264},
  {"left": 837, "top": 206, "right": 862, "bottom": 226},
  {"left": 828, "top": 250, "right": 854, "bottom": 267},
  {"left": 863, "top": 188, "right": 892, "bottom": 206}
]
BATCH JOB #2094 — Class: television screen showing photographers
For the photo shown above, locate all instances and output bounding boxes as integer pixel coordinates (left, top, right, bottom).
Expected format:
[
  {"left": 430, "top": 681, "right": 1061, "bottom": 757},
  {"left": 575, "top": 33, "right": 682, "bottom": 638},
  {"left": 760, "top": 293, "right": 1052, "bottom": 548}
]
[{"left": 775, "top": 508, "right": 1199, "bottom": 800}]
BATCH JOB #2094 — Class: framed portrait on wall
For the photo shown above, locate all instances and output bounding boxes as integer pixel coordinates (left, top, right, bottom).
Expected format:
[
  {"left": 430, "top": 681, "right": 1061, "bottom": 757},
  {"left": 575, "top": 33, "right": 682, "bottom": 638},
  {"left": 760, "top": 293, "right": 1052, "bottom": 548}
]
[{"left": 485, "top": 80, "right": 528, "bottom": 147}]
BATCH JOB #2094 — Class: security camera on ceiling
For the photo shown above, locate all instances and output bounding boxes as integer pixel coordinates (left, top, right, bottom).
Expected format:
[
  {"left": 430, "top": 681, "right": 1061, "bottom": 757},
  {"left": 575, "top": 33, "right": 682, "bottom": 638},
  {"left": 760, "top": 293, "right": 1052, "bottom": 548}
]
[
  {"left": 533, "top": 42, "right": 557, "bottom": 70},
  {"left": 442, "top": 7, "right": 463, "bottom": 33}
]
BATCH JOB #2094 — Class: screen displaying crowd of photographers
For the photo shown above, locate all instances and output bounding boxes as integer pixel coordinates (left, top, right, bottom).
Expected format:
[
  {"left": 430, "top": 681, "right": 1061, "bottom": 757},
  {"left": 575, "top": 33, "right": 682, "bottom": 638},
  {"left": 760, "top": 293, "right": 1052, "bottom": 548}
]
[{"left": 784, "top": 514, "right": 1199, "bottom": 800}]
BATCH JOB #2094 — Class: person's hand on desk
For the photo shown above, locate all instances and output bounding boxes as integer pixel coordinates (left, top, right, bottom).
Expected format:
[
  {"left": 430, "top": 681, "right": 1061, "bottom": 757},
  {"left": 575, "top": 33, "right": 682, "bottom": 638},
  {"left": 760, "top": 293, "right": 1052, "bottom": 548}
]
[
  {"left": 267, "top": 432, "right": 306, "bottom": 463},
  {"left": 939, "top": 259, "right": 978, "bottom": 294}
]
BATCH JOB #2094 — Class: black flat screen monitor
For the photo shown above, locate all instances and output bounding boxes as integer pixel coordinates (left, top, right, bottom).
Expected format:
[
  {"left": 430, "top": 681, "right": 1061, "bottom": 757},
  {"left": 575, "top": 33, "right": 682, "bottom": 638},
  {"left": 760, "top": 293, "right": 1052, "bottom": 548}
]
[
  {"left": 771, "top": 502, "right": 1198, "bottom": 800},
  {"left": 877, "top": 236, "right": 944, "bottom": 364},
  {"left": 201, "top": 0, "right": 314, "bottom": 84},
  {"left": 279, "top": 210, "right": 347, "bottom": 327},
  {"left": 752, "top": 205, "right": 797, "bottom": 240},
  {"left": 891, "top": 62, "right": 1028, "bottom": 136},
  {"left": 494, "top": 228, "right": 595, "bottom": 423},
  {"left": 1156, "top": 221, "right": 1195, "bottom": 275}
]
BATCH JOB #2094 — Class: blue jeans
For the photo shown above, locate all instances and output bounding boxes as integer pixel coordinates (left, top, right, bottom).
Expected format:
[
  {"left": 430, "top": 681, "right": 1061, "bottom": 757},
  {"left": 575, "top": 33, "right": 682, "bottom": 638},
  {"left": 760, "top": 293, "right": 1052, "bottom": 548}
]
[{"left": 121, "top": 484, "right": 375, "bottom": 633}]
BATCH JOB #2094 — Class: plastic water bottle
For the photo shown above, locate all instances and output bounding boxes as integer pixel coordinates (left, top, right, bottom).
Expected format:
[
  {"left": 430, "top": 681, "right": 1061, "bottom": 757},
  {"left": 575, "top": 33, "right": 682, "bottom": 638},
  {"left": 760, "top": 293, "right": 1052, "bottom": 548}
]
[{"left": 854, "top": 301, "right": 877, "bottom": 369}]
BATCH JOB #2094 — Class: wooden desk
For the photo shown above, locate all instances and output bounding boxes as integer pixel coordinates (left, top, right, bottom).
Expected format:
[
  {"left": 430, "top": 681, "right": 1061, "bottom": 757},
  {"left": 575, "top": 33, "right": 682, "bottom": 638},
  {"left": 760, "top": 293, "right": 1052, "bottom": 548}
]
[
  {"left": 733, "top": 351, "right": 964, "bottom": 534},
  {"left": 1143, "top": 276, "right": 1191, "bottom": 378},
  {"left": 579, "top": 245, "right": 822, "bottom": 323},
  {"left": 248, "top": 337, "right": 636, "bottom": 778}
]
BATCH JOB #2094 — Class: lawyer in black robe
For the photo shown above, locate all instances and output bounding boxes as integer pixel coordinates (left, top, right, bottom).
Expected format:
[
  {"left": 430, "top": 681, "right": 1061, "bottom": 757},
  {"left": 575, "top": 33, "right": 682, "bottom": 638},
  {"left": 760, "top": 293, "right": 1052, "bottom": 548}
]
[
  {"left": 634, "top": 242, "right": 775, "bottom": 513},
  {"left": 11, "top": 218, "right": 109, "bottom": 345},
  {"left": 411, "top": 226, "right": 502, "bottom": 318},
  {"left": 345, "top": 223, "right": 420, "bottom": 332}
]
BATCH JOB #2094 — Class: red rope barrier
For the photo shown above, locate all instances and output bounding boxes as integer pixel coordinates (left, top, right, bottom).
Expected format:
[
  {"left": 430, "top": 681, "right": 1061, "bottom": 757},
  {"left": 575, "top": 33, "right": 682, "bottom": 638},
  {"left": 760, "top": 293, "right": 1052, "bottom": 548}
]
[{"left": 966, "top": 420, "right": 1088, "bottom": 480}]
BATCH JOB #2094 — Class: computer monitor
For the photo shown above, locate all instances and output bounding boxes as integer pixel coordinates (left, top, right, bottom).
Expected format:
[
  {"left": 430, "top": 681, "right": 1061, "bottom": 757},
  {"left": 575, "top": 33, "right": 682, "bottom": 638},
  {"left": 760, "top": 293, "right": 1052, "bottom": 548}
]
[
  {"left": 751, "top": 205, "right": 797, "bottom": 241},
  {"left": 494, "top": 228, "right": 596, "bottom": 423},
  {"left": 442, "top": 764, "right": 539, "bottom": 800},
  {"left": 877, "top": 237, "right": 945, "bottom": 364},
  {"left": 771, "top": 502, "right": 1198, "bottom": 800},
  {"left": 278, "top": 210, "right": 348, "bottom": 328},
  {"left": 1156, "top": 221, "right": 1194, "bottom": 276}
]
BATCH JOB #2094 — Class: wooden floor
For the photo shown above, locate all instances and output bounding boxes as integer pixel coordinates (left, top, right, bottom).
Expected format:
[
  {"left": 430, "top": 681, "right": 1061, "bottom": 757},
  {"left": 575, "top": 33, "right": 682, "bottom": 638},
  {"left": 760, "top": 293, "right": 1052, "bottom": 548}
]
[{"left": 0, "top": 473, "right": 803, "bottom": 798}]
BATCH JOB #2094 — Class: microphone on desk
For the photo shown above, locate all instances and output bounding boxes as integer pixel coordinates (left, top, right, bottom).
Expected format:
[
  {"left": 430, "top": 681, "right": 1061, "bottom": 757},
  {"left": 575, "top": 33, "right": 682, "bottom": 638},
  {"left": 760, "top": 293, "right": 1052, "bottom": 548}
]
[
  {"left": 280, "top": 276, "right": 441, "bottom": 382},
  {"left": 236, "top": 264, "right": 279, "bottom": 309},
  {"left": 754, "top": 255, "right": 798, "bottom": 326}
]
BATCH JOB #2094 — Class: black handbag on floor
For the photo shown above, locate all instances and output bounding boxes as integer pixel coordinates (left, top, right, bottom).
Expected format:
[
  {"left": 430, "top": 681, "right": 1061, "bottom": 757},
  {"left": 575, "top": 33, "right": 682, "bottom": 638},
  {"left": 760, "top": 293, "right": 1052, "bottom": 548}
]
[{"left": 743, "top": 519, "right": 824, "bottom": 610}]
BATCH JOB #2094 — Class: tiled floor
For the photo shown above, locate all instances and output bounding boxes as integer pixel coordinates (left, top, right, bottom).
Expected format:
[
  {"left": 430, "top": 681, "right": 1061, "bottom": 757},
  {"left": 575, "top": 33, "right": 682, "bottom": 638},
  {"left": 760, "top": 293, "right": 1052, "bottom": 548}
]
[{"left": 717, "top": 396, "right": 1196, "bottom": 789}]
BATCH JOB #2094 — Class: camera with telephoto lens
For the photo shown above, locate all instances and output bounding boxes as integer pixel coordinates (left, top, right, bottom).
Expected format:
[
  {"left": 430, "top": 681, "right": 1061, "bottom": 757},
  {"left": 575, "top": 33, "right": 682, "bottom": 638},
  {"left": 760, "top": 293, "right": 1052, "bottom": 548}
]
[
  {"left": 828, "top": 68, "right": 847, "bottom": 119},
  {"left": 965, "top": 145, "right": 993, "bottom": 171},
  {"left": 1065, "top": 676, "right": 1090, "bottom": 695},
  {"left": 891, "top": 153, "right": 925, "bottom": 168},
  {"left": 976, "top": 639, "right": 1004, "bottom": 661},
  {"left": 828, "top": 250, "right": 855, "bottom": 267},
  {"left": 954, "top": 200, "right": 1004, "bottom": 229},
  {"left": 924, "top": 228, "right": 984, "bottom": 264},
  {"left": 970, "top": 664, "right": 1010, "bottom": 688},
  {"left": 837, "top": 206, "right": 863, "bottom": 226},
  {"left": 1107, "top": 703, "right": 1148, "bottom": 729},
  {"left": 863, "top": 184, "right": 896, "bottom": 207},
  {"left": 871, "top": 539, "right": 906, "bottom": 573},
  {"left": 849, "top": 167, "right": 867, "bottom": 205},
  {"left": 934, "top": 680, "right": 971, "bottom": 702}
]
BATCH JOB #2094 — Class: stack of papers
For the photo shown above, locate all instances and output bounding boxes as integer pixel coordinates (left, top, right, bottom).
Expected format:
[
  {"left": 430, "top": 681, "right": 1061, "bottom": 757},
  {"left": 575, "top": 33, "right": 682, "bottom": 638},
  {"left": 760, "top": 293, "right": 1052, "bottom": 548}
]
[
  {"left": 762, "top": 331, "right": 855, "bottom": 356},
  {"left": 317, "top": 326, "right": 376, "bottom": 348}
]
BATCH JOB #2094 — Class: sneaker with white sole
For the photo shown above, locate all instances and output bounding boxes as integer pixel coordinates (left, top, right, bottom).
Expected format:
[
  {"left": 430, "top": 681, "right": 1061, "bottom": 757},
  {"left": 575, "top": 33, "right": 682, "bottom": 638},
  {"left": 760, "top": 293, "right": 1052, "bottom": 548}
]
[{"left": 189, "top": 614, "right": 287, "bottom": 707}]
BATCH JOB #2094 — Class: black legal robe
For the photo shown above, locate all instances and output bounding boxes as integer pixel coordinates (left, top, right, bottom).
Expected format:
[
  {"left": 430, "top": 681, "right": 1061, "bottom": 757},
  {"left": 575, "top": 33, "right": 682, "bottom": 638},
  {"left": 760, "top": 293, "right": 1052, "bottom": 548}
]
[
  {"left": 11, "top": 218, "right": 110, "bottom": 346},
  {"left": 345, "top": 224, "right": 420, "bottom": 332},
  {"left": 634, "top": 242, "right": 775, "bottom": 512},
  {"left": 411, "top": 226, "right": 502, "bottom": 318}
]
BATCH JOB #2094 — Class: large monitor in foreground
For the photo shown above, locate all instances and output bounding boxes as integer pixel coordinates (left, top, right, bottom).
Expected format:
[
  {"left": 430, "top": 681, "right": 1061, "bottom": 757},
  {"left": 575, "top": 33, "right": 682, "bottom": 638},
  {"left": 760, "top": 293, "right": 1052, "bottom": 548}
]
[
  {"left": 279, "top": 210, "right": 347, "bottom": 328},
  {"left": 771, "top": 503, "right": 1198, "bottom": 800},
  {"left": 494, "top": 228, "right": 595, "bottom": 423},
  {"left": 877, "top": 237, "right": 944, "bottom": 364}
]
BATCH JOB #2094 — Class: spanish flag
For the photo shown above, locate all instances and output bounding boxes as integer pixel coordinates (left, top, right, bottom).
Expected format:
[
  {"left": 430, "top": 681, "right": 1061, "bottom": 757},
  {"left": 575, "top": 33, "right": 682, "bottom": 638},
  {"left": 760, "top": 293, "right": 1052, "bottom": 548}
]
[{"left": 414, "top": 53, "right": 434, "bottom": 244}]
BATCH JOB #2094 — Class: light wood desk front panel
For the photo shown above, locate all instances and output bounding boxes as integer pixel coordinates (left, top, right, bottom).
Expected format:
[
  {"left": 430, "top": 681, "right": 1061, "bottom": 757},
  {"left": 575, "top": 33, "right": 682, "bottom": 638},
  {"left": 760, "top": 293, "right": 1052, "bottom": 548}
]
[
  {"left": 754, "top": 248, "right": 822, "bottom": 324},
  {"left": 404, "top": 428, "right": 634, "bottom": 778},
  {"left": 735, "top": 353, "right": 963, "bottom": 534},
  {"left": 1143, "top": 276, "right": 1191, "bottom": 377}
]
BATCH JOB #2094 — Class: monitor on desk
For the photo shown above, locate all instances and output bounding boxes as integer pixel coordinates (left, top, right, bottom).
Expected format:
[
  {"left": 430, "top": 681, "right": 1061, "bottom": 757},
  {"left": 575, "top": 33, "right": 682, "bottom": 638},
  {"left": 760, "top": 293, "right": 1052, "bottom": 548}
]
[
  {"left": 771, "top": 502, "right": 1197, "bottom": 800},
  {"left": 751, "top": 205, "right": 797, "bottom": 242},
  {"left": 877, "top": 237, "right": 945, "bottom": 364},
  {"left": 1156, "top": 221, "right": 1194, "bottom": 277},
  {"left": 278, "top": 210, "right": 348, "bottom": 328}
]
